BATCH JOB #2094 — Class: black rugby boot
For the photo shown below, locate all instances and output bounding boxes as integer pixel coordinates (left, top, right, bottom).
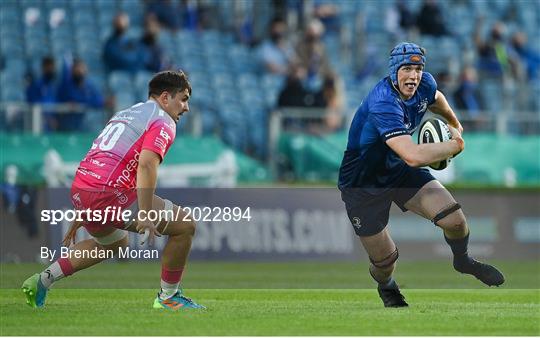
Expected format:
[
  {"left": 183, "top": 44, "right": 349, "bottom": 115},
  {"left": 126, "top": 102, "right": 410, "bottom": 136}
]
[
  {"left": 453, "top": 255, "right": 505, "bottom": 287},
  {"left": 377, "top": 280, "right": 408, "bottom": 308}
]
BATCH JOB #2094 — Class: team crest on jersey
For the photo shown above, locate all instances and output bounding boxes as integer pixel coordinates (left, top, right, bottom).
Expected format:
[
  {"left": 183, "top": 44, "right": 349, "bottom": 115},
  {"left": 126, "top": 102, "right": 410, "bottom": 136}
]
[
  {"left": 352, "top": 217, "right": 362, "bottom": 229},
  {"left": 418, "top": 98, "right": 428, "bottom": 114}
]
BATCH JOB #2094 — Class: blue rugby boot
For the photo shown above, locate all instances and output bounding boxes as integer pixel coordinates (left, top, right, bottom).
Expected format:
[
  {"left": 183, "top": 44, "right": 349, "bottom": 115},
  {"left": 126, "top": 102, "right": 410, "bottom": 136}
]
[
  {"left": 153, "top": 290, "right": 205, "bottom": 310},
  {"left": 22, "top": 274, "right": 49, "bottom": 308}
]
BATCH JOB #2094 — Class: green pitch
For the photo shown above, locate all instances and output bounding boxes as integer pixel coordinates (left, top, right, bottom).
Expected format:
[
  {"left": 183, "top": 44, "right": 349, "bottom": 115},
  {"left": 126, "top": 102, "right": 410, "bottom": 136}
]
[{"left": 1, "top": 261, "right": 539, "bottom": 336}]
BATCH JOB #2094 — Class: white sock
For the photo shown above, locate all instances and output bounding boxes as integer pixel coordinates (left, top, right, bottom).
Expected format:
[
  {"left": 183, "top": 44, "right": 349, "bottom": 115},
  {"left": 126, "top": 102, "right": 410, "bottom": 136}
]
[
  {"left": 39, "top": 261, "right": 65, "bottom": 288},
  {"left": 159, "top": 280, "right": 180, "bottom": 300}
]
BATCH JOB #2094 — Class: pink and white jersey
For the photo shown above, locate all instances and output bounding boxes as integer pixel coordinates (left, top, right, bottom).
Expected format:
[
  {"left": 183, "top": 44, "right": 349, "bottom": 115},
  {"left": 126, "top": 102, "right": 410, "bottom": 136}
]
[{"left": 73, "top": 100, "right": 176, "bottom": 192}]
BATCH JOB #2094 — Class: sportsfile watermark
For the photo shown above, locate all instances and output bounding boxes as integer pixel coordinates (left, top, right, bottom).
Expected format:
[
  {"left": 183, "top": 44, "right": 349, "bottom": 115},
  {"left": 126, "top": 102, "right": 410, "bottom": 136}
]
[{"left": 41, "top": 206, "right": 252, "bottom": 225}]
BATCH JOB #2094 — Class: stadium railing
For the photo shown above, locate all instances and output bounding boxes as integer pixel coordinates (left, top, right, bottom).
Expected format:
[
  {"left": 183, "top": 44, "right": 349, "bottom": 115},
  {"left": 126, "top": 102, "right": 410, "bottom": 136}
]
[
  {"left": 0, "top": 102, "right": 203, "bottom": 135},
  {"left": 268, "top": 107, "right": 328, "bottom": 176},
  {"left": 269, "top": 107, "right": 540, "bottom": 182}
]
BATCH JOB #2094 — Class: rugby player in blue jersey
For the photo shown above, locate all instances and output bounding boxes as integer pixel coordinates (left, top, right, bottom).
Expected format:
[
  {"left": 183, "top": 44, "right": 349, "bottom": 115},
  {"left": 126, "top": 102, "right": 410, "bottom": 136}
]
[{"left": 338, "top": 42, "right": 504, "bottom": 307}]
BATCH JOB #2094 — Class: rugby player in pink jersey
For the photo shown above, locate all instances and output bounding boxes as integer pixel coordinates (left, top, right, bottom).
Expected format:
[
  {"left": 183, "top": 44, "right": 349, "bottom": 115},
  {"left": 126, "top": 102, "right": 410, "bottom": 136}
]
[{"left": 22, "top": 70, "right": 205, "bottom": 310}]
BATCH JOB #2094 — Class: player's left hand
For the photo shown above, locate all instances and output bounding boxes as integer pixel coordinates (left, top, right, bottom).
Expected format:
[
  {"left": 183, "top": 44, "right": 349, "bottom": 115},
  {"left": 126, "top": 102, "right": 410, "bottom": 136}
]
[
  {"left": 136, "top": 219, "right": 161, "bottom": 246},
  {"left": 450, "top": 120, "right": 463, "bottom": 134}
]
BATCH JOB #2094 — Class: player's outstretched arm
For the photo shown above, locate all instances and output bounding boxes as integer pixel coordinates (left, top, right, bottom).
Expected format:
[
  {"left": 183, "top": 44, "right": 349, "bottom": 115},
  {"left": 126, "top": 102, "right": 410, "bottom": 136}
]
[
  {"left": 429, "top": 90, "right": 463, "bottom": 133},
  {"left": 136, "top": 149, "right": 162, "bottom": 245},
  {"left": 386, "top": 134, "right": 464, "bottom": 167}
]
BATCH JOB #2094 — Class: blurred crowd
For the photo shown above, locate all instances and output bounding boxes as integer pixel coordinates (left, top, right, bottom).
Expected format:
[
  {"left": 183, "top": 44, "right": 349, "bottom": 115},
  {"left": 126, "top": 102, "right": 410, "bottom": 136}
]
[{"left": 1, "top": 0, "right": 539, "bottom": 156}]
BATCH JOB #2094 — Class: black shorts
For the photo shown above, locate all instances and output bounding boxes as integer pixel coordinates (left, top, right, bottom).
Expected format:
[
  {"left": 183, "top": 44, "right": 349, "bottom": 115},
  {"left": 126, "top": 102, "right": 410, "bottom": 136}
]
[{"left": 340, "top": 167, "right": 435, "bottom": 237}]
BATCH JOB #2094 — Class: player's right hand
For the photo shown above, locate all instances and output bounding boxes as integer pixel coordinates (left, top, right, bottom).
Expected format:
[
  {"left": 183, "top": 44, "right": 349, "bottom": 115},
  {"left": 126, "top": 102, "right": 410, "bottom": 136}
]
[
  {"left": 448, "top": 125, "right": 465, "bottom": 155},
  {"left": 136, "top": 219, "right": 161, "bottom": 246}
]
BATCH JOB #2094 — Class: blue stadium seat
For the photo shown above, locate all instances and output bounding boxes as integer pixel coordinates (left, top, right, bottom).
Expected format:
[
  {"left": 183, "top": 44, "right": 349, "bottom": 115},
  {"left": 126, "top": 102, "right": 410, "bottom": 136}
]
[
  {"left": 89, "top": 73, "right": 107, "bottom": 94},
  {"left": 134, "top": 71, "right": 153, "bottom": 102},
  {"left": 480, "top": 81, "right": 503, "bottom": 115},
  {"left": 206, "top": 59, "right": 231, "bottom": 74},
  {"left": 238, "top": 73, "right": 260, "bottom": 90},
  {"left": 51, "top": 39, "right": 74, "bottom": 56},
  {"left": 219, "top": 106, "right": 247, "bottom": 151},
  {"left": 69, "top": 0, "right": 94, "bottom": 11},
  {"left": 0, "top": 69, "right": 25, "bottom": 102},
  {"left": 97, "top": 10, "right": 116, "bottom": 29},
  {"left": 0, "top": 7, "right": 20, "bottom": 26},
  {"left": 95, "top": 0, "right": 117, "bottom": 11},
  {"left": 44, "top": 0, "right": 69, "bottom": 9},
  {"left": 1, "top": 34, "right": 25, "bottom": 57},
  {"left": 211, "top": 72, "right": 235, "bottom": 90},
  {"left": 20, "top": 0, "right": 44, "bottom": 9},
  {"left": 108, "top": 71, "right": 133, "bottom": 94},
  {"left": 115, "top": 91, "right": 136, "bottom": 111}
]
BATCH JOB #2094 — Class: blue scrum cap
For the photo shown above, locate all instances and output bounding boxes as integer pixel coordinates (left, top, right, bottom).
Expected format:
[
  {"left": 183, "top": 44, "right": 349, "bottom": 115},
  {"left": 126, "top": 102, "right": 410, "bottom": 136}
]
[{"left": 388, "top": 42, "right": 426, "bottom": 85}]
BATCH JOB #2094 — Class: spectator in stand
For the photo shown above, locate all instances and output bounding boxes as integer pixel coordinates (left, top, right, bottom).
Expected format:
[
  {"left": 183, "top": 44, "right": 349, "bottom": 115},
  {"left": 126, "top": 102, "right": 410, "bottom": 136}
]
[
  {"left": 435, "top": 71, "right": 453, "bottom": 101},
  {"left": 278, "top": 63, "right": 313, "bottom": 108},
  {"left": 256, "top": 17, "right": 296, "bottom": 76},
  {"left": 312, "top": 0, "right": 340, "bottom": 34},
  {"left": 453, "top": 66, "right": 488, "bottom": 130},
  {"left": 416, "top": 0, "right": 448, "bottom": 37},
  {"left": 140, "top": 14, "right": 170, "bottom": 73},
  {"left": 319, "top": 72, "right": 344, "bottom": 133},
  {"left": 295, "top": 19, "right": 334, "bottom": 92},
  {"left": 385, "top": 0, "right": 417, "bottom": 40},
  {"left": 396, "top": 0, "right": 417, "bottom": 34},
  {"left": 25, "top": 56, "right": 60, "bottom": 131},
  {"left": 103, "top": 12, "right": 144, "bottom": 74},
  {"left": 56, "top": 58, "right": 104, "bottom": 131},
  {"left": 278, "top": 64, "right": 343, "bottom": 133},
  {"left": 474, "top": 20, "right": 522, "bottom": 80},
  {"left": 145, "top": 0, "right": 182, "bottom": 31},
  {"left": 454, "top": 66, "right": 483, "bottom": 117},
  {"left": 510, "top": 31, "right": 540, "bottom": 82}
]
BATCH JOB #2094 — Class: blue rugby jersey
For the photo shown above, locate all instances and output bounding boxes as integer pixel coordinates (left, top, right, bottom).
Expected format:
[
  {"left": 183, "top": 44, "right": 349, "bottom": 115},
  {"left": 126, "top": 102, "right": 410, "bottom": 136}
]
[{"left": 338, "top": 72, "right": 437, "bottom": 192}]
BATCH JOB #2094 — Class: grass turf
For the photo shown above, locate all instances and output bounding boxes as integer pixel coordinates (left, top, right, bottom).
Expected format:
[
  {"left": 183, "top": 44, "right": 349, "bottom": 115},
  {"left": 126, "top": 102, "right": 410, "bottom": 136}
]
[{"left": 1, "top": 261, "right": 539, "bottom": 336}]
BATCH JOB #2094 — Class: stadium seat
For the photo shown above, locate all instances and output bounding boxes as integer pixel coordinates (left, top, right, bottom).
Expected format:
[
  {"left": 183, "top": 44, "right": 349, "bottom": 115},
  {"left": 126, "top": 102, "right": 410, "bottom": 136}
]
[
  {"left": 480, "top": 81, "right": 504, "bottom": 115},
  {"left": 114, "top": 91, "right": 136, "bottom": 111},
  {"left": 108, "top": 71, "right": 133, "bottom": 94},
  {"left": 134, "top": 71, "right": 153, "bottom": 102}
]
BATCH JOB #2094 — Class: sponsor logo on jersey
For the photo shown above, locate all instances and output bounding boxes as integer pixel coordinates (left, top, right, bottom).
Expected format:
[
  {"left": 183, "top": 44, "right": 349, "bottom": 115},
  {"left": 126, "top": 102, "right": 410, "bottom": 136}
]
[
  {"left": 111, "top": 149, "right": 140, "bottom": 189},
  {"left": 159, "top": 128, "right": 171, "bottom": 143},
  {"left": 72, "top": 193, "right": 82, "bottom": 209},
  {"left": 89, "top": 159, "right": 105, "bottom": 167},
  {"left": 154, "top": 127, "right": 172, "bottom": 153}
]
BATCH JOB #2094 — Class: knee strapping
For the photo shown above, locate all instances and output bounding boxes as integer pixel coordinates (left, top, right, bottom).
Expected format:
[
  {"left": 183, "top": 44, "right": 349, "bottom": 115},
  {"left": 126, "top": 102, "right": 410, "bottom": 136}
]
[
  {"left": 94, "top": 229, "right": 127, "bottom": 246},
  {"left": 369, "top": 248, "right": 399, "bottom": 269},
  {"left": 432, "top": 203, "right": 462, "bottom": 227}
]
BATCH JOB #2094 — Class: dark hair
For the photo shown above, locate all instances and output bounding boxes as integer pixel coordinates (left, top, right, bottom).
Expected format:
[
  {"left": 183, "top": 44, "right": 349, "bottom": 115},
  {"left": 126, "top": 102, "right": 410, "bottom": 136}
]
[
  {"left": 42, "top": 56, "right": 55, "bottom": 67},
  {"left": 148, "top": 70, "right": 191, "bottom": 98}
]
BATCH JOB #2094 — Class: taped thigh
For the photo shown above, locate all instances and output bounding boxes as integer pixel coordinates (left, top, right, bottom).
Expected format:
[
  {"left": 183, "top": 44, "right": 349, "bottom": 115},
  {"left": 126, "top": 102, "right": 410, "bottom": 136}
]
[{"left": 94, "top": 228, "right": 127, "bottom": 246}]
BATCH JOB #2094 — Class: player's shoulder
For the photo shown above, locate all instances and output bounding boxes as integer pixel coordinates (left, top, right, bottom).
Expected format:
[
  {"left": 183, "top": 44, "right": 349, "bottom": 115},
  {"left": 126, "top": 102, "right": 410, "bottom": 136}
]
[
  {"left": 367, "top": 77, "right": 401, "bottom": 110},
  {"left": 370, "top": 77, "right": 400, "bottom": 102},
  {"left": 420, "top": 72, "right": 437, "bottom": 90}
]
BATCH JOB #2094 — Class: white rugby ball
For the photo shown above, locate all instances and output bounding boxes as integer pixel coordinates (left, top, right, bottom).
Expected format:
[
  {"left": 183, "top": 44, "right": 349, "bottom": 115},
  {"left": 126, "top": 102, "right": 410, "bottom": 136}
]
[{"left": 417, "top": 118, "right": 452, "bottom": 170}]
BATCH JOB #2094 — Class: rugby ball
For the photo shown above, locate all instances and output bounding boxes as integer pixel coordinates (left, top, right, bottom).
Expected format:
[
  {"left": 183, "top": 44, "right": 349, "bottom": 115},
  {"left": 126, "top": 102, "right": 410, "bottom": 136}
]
[{"left": 417, "top": 118, "right": 452, "bottom": 170}]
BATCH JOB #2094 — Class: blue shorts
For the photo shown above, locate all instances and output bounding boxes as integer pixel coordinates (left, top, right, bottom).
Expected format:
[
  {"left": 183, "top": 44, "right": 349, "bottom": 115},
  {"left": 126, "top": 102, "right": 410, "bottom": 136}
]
[{"left": 340, "top": 167, "right": 435, "bottom": 237}]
